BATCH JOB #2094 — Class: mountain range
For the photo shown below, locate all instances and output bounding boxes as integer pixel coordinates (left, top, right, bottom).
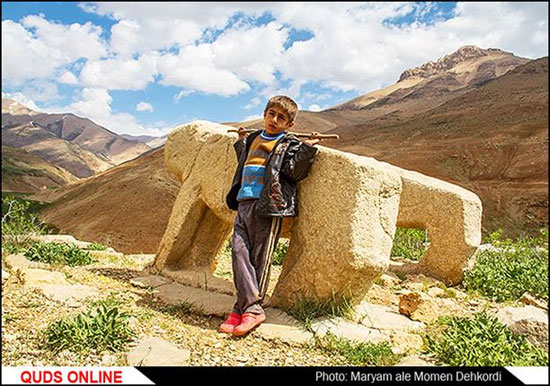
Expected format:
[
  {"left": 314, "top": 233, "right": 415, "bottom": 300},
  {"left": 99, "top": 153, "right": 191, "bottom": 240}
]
[
  {"left": 4, "top": 45, "right": 546, "bottom": 253},
  {"left": 1, "top": 100, "right": 152, "bottom": 192}
]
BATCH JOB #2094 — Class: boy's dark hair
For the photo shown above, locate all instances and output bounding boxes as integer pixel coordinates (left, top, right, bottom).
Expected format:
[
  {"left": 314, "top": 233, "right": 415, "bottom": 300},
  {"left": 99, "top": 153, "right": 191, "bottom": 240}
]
[{"left": 263, "top": 95, "right": 298, "bottom": 123}]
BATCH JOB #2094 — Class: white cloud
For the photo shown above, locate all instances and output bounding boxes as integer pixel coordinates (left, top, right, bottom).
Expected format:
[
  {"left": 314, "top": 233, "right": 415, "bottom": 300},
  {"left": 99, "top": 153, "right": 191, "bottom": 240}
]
[
  {"left": 59, "top": 71, "right": 78, "bottom": 85},
  {"left": 242, "top": 114, "right": 262, "bottom": 122},
  {"left": 308, "top": 104, "right": 322, "bottom": 112},
  {"left": 79, "top": 54, "right": 158, "bottom": 90},
  {"left": 243, "top": 97, "right": 262, "bottom": 110},
  {"left": 136, "top": 101, "right": 154, "bottom": 112},
  {"left": 21, "top": 14, "right": 107, "bottom": 61},
  {"left": 2, "top": 91, "right": 41, "bottom": 112},
  {"left": 1, "top": 16, "right": 107, "bottom": 86},
  {"left": 21, "top": 81, "right": 59, "bottom": 103},
  {"left": 157, "top": 44, "right": 250, "bottom": 96},
  {"left": 174, "top": 89, "right": 195, "bottom": 103},
  {"left": 208, "top": 21, "right": 288, "bottom": 85},
  {"left": 156, "top": 21, "right": 288, "bottom": 96},
  {"left": 2, "top": 20, "right": 66, "bottom": 86},
  {"left": 38, "top": 88, "right": 157, "bottom": 136}
]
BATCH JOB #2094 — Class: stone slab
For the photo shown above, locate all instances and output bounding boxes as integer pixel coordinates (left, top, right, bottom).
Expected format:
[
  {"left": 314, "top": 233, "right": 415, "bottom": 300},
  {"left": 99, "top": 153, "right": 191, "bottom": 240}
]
[
  {"left": 127, "top": 337, "right": 190, "bottom": 366},
  {"left": 161, "top": 268, "right": 236, "bottom": 296},
  {"left": 130, "top": 275, "right": 173, "bottom": 288},
  {"left": 311, "top": 316, "right": 389, "bottom": 344},
  {"left": 353, "top": 302, "right": 426, "bottom": 332},
  {"left": 155, "top": 282, "right": 235, "bottom": 317},
  {"left": 37, "top": 284, "right": 99, "bottom": 306},
  {"left": 22, "top": 268, "right": 68, "bottom": 286},
  {"left": 255, "top": 308, "right": 314, "bottom": 345}
]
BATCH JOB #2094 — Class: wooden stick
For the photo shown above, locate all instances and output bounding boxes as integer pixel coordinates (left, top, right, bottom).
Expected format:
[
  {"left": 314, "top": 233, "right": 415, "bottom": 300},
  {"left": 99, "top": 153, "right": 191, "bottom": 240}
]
[{"left": 227, "top": 128, "right": 340, "bottom": 139}]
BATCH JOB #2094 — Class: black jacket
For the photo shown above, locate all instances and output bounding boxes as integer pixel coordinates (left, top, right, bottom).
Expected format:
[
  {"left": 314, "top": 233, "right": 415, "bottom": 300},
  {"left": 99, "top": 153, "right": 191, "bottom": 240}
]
[{"left": 226, "top": 130, "right": 318, "bottom": 217}]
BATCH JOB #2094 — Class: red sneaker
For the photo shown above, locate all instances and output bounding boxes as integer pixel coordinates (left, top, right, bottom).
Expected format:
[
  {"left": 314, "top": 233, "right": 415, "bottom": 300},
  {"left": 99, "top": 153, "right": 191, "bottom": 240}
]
[
  {"left": 219, "top": 312, "right": 242, "bottom": 334},
  {"left": 232, "top": 313, "right": 266, "bottom": 336}
]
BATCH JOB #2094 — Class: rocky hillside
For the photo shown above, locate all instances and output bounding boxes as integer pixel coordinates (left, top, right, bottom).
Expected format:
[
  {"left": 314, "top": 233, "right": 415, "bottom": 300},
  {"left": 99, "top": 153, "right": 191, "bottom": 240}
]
[
  {"left": 2, "top": 146, "right": 78, "bottom": 193},
  {"left": 330, "top": 57, "right": 548, "bottom": 235},
  {"left": 2, "top": 99, "right": 151, "bottom": 180},
  {"left": 30, "top": 147, "right": 181, "bottom": 254},
  {"left": 121, "top": 134, "right": 168, "bottom": 149}
]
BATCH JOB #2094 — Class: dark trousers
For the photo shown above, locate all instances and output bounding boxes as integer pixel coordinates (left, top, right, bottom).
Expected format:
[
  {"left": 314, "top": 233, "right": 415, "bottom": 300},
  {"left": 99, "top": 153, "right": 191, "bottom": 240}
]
[{"left": 231, "top": 199, "right": 282, "bottom": 315}]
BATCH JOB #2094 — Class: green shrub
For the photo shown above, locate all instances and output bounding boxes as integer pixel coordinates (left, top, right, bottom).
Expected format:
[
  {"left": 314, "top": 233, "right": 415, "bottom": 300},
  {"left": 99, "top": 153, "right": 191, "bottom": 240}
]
[
  {"left": 425, "top": 312, "right": 548, "bottom": 366},
  {"left": 317, "top": 333, "right": 402, "bottom": 366},
  {"left": 44, "top": 304, "right": 135, "bottom": 354},
  {"left": 24, "top": 242, "right": 95, "bottom": 266},
  {"left": 2, "top": 195, "right": 47, "bottom": 238},
  {"left": 391, "top": 227, "right": 429, "bottom": 261},
  {"left": 464, "top": 231, "right": 548, "bottom": 301},
  {"left": 272, "top": 238, "right": 289, "bottom": 265}
]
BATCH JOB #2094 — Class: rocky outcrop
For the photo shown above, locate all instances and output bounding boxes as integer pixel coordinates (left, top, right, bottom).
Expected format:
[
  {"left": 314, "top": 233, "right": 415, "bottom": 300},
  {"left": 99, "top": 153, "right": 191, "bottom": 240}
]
[
  {"left": 496, "top": 306, "right": 548, "bottom": 350},
  {"left": 398, "top": 46, "right": 513, "bottom": 82}
]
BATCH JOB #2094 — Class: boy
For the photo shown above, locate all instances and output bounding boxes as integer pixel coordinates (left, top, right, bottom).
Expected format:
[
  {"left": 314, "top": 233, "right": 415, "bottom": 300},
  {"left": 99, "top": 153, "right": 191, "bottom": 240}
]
[{"left": 221, "top": 95, "right": 320, "bottom": 336}]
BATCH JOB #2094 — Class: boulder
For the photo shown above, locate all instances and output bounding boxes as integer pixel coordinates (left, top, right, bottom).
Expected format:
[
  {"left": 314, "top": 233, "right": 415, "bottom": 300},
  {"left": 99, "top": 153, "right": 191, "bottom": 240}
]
[
  {"left": 496, "top": 306, "right": 548, "bottom": 350},
  {"left": 399, "top": 292, "right": 461, "bottom": 324},
  {"left": 87, "top": 250, "right": 124, "bottom": 261},
  {"left": 399, "top": 293, "right": 422, "bottom": 317}
]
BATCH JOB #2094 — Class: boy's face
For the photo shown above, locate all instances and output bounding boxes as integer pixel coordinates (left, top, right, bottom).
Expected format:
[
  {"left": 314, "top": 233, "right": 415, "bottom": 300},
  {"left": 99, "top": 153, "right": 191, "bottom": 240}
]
[{"left": 264, "top": 105, "right": 294, "bottom": 135}]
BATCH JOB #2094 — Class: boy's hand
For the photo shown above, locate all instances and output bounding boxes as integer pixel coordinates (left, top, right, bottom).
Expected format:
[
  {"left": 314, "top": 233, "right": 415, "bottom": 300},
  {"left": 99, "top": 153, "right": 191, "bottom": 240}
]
[
  {"left": 303, "top": 132, "right": 321, "bottom": 146},
  {"left": 237, "top": 126, "right": 249, "bottom": 140}
]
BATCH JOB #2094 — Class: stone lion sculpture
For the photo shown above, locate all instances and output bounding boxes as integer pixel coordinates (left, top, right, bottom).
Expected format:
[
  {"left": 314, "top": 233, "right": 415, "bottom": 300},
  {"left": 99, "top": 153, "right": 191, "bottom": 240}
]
[{"left": 152, "top": 121, "right": 482, "bottom": 309}]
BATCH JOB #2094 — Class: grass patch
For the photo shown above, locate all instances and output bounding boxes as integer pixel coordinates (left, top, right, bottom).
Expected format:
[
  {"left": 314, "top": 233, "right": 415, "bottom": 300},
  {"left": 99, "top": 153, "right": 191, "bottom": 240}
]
[
  {"left": 164, "top": 301, "right": 206, "bottom": 316},
  {"left": 44, "top": 304, "right": 136, "bottom": 354},
  {"left": 84, "top": 241, "right": 109, "bottom": 251},
  {"left": 391, "top": 227, "right": 429, "bottom": 261},
  {"left": 283, "top": 294, "right": 355, "bottom": 331},
  {"left": 272, "top": 238, "right": 289, "bottom": 266},
  {"left": 222, "top": 235, "right": 289, "bottom": 266},
  {"left": 464, "top": 229, "right": 548, "bottom": 301},
  {"left": 316, "top": 333, "right": 402, "bottom": 366},
  {"left": 24, "top": 241, "right": 95, "bottom": 267},
  {"left": 90, "top": 295, "right": 124, "bottom": 309},
  {"left": 425, "top": 312, "right": 548, "bottom": 366}
]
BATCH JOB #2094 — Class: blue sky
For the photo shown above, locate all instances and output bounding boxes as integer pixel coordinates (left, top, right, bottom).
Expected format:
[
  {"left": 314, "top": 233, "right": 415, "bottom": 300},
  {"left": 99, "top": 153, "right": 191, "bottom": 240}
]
[{"left": 2, "top": 2, "right": 548, "bottom": 137}]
